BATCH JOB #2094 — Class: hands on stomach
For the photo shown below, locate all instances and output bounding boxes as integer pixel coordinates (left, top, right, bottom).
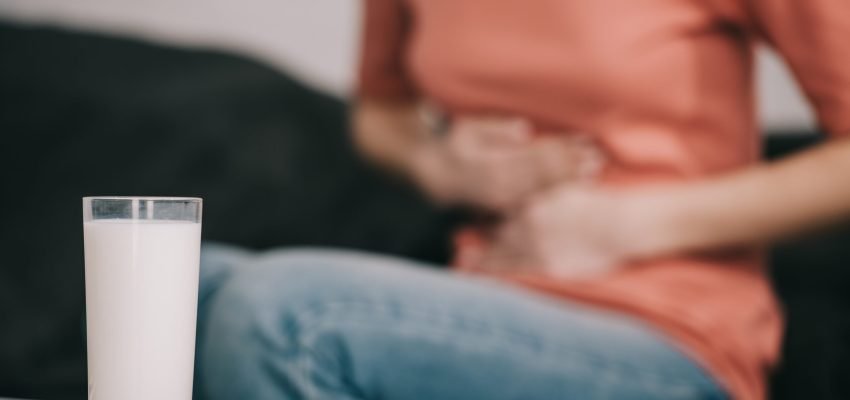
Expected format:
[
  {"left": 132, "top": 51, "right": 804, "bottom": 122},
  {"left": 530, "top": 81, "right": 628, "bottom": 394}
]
[{"left": 412, "top": 116, "right": 652, "bottom": 279}]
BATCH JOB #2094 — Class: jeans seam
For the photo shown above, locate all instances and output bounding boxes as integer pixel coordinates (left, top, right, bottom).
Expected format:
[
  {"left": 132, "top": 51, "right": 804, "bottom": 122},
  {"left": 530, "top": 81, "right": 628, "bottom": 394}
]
[{"left": 288, "top": 299, "right": 704, "bottom": 399}]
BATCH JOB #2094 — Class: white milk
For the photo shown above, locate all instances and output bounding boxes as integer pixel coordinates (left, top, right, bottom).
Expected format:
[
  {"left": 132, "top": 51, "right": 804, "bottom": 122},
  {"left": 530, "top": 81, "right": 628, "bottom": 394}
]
[{"left": 84, "top": 220, "right": 201, "bottom": 400}]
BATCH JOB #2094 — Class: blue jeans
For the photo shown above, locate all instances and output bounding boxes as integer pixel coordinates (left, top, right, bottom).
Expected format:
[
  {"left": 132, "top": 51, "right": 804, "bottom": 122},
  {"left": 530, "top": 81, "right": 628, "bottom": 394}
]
[{"left": 195, "top": 244, "right": 727, "bottom": 400}]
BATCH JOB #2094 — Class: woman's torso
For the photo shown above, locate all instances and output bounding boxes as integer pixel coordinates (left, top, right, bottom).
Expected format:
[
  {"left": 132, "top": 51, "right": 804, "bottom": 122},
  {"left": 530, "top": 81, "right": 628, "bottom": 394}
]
[
  {"left": 407, "top": 0, "right": 760, "bottom": 181},
  {"left": 394, "top": 1, "right": 782, "bottom": 399}
]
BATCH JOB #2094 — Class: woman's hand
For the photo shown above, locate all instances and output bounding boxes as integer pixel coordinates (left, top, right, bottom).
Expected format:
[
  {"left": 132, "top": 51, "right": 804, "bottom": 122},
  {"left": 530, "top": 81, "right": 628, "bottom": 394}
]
[
  {"left": 480, "top": 135, "right": 850, "bottom": 278},
  {"left": 411, "top": 117, "right": 603, "bottom": 212},
  {"left": 478, "top": 186, "right": 659, "bottom": 279}
]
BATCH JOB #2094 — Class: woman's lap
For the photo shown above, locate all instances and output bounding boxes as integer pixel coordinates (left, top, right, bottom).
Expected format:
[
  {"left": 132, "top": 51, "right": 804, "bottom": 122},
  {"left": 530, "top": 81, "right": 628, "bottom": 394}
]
[{"left": 195, "top": 243, "right": 726, "bottom": 400}]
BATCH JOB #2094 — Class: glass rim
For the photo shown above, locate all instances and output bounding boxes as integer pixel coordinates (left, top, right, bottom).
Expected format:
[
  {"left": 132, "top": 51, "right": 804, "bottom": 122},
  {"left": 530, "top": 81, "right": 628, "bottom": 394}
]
[{"left": 83, "top": 196, "right": 202, "bottom": 202}]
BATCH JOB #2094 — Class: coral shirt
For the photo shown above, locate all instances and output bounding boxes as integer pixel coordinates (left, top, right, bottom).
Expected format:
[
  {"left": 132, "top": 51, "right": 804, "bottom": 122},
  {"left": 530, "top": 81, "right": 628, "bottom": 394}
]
[{"left": 358, "top": 1, "right": 850, "bottom": 399}]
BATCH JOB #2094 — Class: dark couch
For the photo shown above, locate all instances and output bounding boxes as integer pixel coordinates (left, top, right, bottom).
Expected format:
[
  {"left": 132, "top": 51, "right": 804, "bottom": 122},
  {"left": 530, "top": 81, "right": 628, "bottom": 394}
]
[{"left": 0, "top": 22, "right": 847, "bottom": 400}]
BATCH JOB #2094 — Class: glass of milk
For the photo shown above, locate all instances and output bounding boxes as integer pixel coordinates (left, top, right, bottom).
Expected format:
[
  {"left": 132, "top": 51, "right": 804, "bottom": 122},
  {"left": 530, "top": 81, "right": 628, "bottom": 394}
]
[{"left": 83, "top": 197, "right": 202, "bottom": 400}]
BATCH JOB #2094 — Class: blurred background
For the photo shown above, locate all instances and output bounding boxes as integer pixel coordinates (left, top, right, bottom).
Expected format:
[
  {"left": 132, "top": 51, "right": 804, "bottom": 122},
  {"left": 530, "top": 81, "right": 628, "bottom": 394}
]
[
  {"left": 0, "top": 0, "right": 818, "bottom": 128},
  {"left": 0, "top": 1, "right": 846, "bottom": 399}
]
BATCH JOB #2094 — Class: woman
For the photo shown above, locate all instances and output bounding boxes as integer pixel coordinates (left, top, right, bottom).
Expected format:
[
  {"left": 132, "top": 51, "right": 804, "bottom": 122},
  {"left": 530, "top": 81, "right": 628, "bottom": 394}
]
[{"left": 196, "top": 1, "right": 850, "bottom": 399}]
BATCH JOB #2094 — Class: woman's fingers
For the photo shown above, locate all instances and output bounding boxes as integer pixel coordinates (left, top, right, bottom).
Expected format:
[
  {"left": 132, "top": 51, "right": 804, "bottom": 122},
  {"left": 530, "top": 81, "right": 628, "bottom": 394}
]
[
  {"left": 448, "top": 118, "right": 540, "bottom": 210},
  {"left": 442, "top": 116, "right": 608, "bottom": 211},
  {"left": 533, "top": 134, "right": 606, "bottom": 187},
  {"left": 462, "top": 117, "right": 533, "bottom": 148}
]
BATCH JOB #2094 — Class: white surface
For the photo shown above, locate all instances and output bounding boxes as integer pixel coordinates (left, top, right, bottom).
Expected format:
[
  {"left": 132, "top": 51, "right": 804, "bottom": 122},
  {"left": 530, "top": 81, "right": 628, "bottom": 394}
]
[
  {"left": 84, "top": 220, "right": 201, "bottom": 400},
  {"left": 0, "top": 0, "right": 816, "bottom": 132},
  {"left": 756, "top": 47, "right": 816, "bottom": 132}
]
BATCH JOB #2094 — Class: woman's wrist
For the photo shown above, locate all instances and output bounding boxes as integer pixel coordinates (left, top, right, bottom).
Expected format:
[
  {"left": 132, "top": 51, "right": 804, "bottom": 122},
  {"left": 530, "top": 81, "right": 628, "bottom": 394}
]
[{"left": 617, "top": 187, "right": 695, "bottom": 261}]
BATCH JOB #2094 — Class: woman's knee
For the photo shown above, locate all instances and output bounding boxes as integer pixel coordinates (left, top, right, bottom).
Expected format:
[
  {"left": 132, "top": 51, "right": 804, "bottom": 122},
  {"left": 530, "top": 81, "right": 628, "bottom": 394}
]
[
  {"left": 200, "top": 249, "right": 407, "bottom": 399},
  {"left": 203, "top": 248, "right": 406, "bottom": 343}
]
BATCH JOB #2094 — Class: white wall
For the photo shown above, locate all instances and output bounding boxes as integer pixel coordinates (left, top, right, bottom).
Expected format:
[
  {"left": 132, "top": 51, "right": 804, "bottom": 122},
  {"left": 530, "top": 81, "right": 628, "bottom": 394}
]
[
  {"left": 756, "top": 48, "right": 815, "bottom": 132},
  {"left": 0, "top": 0, "right": 816, "bottom": 132}
]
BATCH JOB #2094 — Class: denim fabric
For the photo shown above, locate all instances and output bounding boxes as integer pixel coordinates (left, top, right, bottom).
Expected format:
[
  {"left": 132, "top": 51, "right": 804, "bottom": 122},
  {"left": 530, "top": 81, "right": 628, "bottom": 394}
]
[{"left": 195, "top": 243, "right": 727, "bottom": 400}]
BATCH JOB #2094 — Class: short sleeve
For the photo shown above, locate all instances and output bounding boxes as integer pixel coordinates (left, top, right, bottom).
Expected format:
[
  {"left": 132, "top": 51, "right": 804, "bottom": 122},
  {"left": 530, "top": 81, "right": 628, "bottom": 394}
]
[
  {"left": 357, "top": 0, "right": 417, "bottom": 100},
  {"left": 745, "top": 0, "right": 850, "bottom": 137}
]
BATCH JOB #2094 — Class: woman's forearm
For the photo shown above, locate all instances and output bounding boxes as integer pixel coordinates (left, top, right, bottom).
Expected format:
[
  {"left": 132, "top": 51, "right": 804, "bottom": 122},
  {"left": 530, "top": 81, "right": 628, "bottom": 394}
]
[
  {"left": 352, "top": 98, "right": 430, "bottom": 178},
  {"left": 638, "top": 138, "right": 850, "bottom": 257}
]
